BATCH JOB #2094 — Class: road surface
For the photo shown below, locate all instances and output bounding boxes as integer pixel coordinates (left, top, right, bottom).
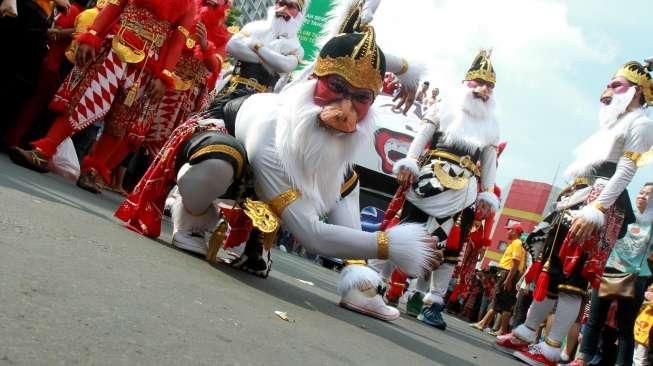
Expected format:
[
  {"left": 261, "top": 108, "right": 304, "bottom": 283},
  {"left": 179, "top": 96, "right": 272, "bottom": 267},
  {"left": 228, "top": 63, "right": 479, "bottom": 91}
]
[{"left": 0, "top": 155, "right": 522, "bottom": 365}]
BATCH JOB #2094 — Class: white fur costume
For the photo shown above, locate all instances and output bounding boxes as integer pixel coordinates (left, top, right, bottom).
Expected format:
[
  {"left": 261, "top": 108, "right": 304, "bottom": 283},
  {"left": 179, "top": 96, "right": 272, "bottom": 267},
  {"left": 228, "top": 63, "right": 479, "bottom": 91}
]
[
  {"left": 224, "top": 6, "right": 304, "bottom": 87},
  {"left": 392, "top": 85, "right": 501, "bottom": 307},
  {"left": 172, "top": 80, "right": 434, "bottom": 321}
]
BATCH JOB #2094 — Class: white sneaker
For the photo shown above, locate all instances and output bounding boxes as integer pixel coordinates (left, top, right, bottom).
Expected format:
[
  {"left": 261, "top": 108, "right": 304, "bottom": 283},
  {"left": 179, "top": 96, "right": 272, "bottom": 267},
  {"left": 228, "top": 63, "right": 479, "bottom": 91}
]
[
  {"left": 172, "top": 231, "right": 208, "bottom": 255},
  {"left": 340, "top": 287, "right": 400, "bottom": 321}
]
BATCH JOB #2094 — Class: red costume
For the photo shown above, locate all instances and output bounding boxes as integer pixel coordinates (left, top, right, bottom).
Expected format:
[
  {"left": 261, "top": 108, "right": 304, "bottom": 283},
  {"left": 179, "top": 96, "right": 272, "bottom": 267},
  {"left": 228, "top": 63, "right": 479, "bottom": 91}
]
[
  {"left": 143, "top": 0, "right": 229, "bottom": 157},
  {"left": 9, "top": 0, "right": 196, "bottom": 192},
  {"left": 83, "top": 0, "right": 230, "bottom": 191}
]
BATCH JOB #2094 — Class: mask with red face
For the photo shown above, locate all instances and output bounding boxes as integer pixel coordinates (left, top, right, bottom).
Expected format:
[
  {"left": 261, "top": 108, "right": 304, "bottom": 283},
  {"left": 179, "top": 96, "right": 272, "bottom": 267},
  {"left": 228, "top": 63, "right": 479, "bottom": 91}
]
[{"left": 313, "top": 75, "right": 375, "bottom": 133}]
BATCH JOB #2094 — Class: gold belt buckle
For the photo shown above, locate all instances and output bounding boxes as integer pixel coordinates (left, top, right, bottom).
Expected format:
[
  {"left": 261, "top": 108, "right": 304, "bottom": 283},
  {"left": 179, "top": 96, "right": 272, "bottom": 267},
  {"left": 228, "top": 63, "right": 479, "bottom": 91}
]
[
  {"left": 432, "top": 160, "right": 469, "bottom": 190},
  {"left": 459, "top": 155, "right": 472, "bottom": 170}
]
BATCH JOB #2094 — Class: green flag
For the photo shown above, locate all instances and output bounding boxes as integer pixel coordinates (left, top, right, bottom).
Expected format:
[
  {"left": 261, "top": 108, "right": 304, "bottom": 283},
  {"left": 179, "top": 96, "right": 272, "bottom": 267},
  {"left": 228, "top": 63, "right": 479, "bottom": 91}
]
[{"left": 297, "top": 0, "right": 334, "bottom": 66}]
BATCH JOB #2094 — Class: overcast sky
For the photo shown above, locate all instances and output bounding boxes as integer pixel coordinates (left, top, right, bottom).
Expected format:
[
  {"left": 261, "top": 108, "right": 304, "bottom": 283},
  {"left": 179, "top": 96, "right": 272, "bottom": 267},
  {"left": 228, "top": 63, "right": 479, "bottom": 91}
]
[{"left": 372, "top": 0, "right": 653, "bottom": 194}]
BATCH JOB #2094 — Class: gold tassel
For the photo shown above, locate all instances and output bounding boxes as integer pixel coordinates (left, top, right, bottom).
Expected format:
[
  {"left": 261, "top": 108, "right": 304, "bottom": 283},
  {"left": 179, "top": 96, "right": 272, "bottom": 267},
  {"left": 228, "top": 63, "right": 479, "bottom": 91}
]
[
  {"left": 206, "top": 220, "right": 228, "bottom": 263},
  {"left": 124, "top": 80, "right": 140, "bottom": 107}
]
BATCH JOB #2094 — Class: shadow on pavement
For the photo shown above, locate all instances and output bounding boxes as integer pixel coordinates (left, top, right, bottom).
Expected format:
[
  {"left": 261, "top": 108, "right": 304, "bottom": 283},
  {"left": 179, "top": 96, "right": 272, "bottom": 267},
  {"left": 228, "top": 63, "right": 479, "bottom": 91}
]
[{"left": 211, "top": 261, "right": 477, "bottom": 366}]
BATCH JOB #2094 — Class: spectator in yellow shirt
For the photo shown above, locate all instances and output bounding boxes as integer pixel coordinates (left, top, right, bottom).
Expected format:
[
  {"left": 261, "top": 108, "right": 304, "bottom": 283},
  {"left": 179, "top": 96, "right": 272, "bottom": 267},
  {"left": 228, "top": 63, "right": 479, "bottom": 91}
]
[{"left": 471, "top": 223, "right": 525, "bottom": 336}]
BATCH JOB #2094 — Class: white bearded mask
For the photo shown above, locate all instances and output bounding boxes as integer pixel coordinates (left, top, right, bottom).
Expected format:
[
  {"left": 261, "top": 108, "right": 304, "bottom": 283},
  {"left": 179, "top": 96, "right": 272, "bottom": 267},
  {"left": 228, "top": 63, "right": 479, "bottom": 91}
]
[
  {"left": 438, "top": 84, "right": 499, "bottom": 151},
  {"left": 275, "top": 79, "right": 375, "bottom": 214},
  {"left": 267, "top": 6, "right": 303, "bottom": 40},
  {"left": 598, "top": 85, "right": 637, "bottom": 129}
]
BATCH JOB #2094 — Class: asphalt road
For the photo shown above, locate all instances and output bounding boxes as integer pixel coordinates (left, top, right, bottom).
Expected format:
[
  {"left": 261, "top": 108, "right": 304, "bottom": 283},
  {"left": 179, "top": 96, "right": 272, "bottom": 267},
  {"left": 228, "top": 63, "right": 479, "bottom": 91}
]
[{"left": 0, "top": 155, "right": 522, "bottom": 366}]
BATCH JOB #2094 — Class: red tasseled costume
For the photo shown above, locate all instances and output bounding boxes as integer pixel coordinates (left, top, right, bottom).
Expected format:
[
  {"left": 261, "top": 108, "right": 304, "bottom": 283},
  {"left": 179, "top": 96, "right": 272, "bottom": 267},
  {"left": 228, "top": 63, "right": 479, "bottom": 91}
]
[
  {"left": 132, "top": 0, "right": 193, "bottom": 23},
  {"left": 195, "top": 0, "right": 230, "bottom": 57}
]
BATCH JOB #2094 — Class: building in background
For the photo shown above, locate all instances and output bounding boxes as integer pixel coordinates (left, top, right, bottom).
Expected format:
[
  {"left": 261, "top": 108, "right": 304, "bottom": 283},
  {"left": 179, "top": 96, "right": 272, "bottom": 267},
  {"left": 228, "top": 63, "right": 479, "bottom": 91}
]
[
  {"left": 233, "top": 0, "right": 274, "bottom": 24},
  {"left": 480, "top": 179, "right": 561, "bottom": 268}
]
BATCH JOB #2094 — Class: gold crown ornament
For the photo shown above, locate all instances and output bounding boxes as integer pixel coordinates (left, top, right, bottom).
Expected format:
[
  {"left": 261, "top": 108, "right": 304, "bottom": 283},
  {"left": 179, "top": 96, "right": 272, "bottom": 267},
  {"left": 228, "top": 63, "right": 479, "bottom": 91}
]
[
  {"left": 314, "top": 26, "right": 385, "bottom": 93},
  {"left": 465, "top": 48, "right": 496, "bottom": 85},
  {"left": 614, "top": 61, "right": 653, "bottom": 106},
  {"left": 296, "top": 0, "right": 305, "bottom": 12}
]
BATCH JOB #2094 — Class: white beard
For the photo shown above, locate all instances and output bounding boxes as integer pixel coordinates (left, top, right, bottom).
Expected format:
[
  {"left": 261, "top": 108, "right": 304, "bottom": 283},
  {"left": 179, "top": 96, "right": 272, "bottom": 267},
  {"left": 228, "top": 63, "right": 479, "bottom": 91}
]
[
  {"left": 275, "top": 79, "right": 375, "bottom": 214},
  {"left": 598, "top": 86, "right": 636, "bottom": 128},
  {"left": 565, "top": 91, "right": 642, "bottom": 178},
  {"left": 439, "top": 85, "right": 500, "bottom": 151},
  {"left": 267, "top": 7, "right": 303, "bottom": 39}
]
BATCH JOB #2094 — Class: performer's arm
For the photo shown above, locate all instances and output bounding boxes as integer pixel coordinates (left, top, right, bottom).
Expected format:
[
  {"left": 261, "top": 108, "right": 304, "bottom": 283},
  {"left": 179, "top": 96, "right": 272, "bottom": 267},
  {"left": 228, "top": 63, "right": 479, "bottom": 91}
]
[
  {"left": 155, "top": 3, "right": 197, "bottom": 89},
  {"left": 384, "top": 53, "right": 425, "bottom": 104},
  {"left": 254, "top": 45, "right": 302, "bottom": 74},
  {"left": 579, "top": 121, "right": 653, "bottom": 226},
  {"left": 326, "top": 185, "right": 362, "bottom": 230},
  {"left": 226, "top": 30, "right": 262, "bottom": 64},
  {"left": 392, "top": 117, "right": 436, "bottom": 177},
  {"left": 280, "top": 195, "right": 432, "bottom": 277},
  {"left": 477, "top": 145, "right": 500, "bottom": 211},
  {"left": 78, "top": 0, "right": 127, "bottom": 46}
]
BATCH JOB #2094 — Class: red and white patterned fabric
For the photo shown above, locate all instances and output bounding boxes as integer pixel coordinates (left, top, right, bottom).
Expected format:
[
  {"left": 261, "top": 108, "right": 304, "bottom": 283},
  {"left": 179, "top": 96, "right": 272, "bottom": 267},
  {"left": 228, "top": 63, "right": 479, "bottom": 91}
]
[
  {"left": 115, "top": 118, "right": 227, "bottom": 238},
  {"left": 558, "top": 180, "right": 625, "bottom": 289},
  {"left": 50, "top": 46, "right": 135, "bottom": 130}
]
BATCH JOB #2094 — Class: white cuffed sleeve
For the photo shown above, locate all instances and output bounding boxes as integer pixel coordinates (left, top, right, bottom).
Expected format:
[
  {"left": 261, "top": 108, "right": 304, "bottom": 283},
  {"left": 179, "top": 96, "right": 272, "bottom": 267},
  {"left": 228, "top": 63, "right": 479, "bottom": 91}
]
[
  {"left": 595, "top": 119, "right": 653, "bottom": 209},
  {"left": 480, "top": 145, "right": 498, "bottom": 191},
  {"left": 256, "top": 45, "right": 302, "bottom": 74},
  {"left": 226, "top": 31, "right": 260, "bottom": 64},
  {"left": 280, "top": 195, "right": 433, "bottom": 277},
  {"left": 392, "top": 120, "right": 436, "bottom": 176}
]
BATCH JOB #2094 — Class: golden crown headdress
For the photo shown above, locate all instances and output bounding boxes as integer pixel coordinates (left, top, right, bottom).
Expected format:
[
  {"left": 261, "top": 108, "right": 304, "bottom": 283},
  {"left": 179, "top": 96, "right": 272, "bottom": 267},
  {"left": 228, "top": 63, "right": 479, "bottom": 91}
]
[
  {"left": 314, "top": 26, "right": 385, "bottom": 93},
  {"left": 615, "top": 61, "right": 653, "bottom": 106},
  {"left": 465, "top": 48, "right": 496, "bottom": 85},
  {"left": 296, "top": 0, "right": 306, "bottom": 12}
]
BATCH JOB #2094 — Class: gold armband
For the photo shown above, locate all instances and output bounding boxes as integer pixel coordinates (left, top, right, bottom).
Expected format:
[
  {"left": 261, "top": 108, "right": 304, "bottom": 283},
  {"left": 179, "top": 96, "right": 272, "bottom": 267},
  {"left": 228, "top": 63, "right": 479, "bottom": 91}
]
[
  {"left": 592, "top": 201, "right": 607, "bottom": 213},
  {"left": 177, "top": 26, "right": 195, "bottom": 49},
  {"left": 253, "top": 43, "right": 263, "bottom": 53},
  {"left": 623, "top": 151, "right": 642, "bottom": 164},
  {"left": 268, "top": 189, "right": 301, "bottom": 217},
  {"left": 397, "top": 58, "right": 408, "bottom": 76},
  {"left": 377, "top": 231, "right": 389, "bottom": 259}
]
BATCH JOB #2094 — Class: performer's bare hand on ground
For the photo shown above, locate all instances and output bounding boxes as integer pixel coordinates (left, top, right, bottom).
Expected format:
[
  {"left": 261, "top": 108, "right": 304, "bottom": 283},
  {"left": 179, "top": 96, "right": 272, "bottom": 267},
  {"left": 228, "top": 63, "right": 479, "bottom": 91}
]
[
  {"left": 396, "top": 167, "right": 415, "bottom": 186},
  {"left": 147, "top": 78, "right": 167, "bottom": 102},
  {"left": 75, "top": 44, "right": 95, "bottom": 67},
  {"left": 569, "top": 216, "right": 598, "bottom": 241}
]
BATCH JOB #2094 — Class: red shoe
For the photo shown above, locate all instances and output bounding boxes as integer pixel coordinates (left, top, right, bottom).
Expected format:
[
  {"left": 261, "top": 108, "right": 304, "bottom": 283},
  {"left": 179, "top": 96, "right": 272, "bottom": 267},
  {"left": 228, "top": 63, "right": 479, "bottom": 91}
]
[
  {"left": 494, "top": 334, "right": 529, "bottom": 354},
  {"left": 513, "top": 344, "right": 557, "bottom": 366}
]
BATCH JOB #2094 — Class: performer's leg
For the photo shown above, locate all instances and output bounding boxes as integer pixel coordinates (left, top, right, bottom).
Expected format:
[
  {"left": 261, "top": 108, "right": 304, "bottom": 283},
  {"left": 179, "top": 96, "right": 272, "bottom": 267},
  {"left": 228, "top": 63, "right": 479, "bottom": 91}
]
[
  {"left": 9, "top": 114, "right": 75, "bottom": 172},
  {"left": 177, "top": 160, "right": 234, "bottom": 214},
  {"left": 418, "top": 263, "right": 455, "bottom": 330},
  {"left": 338, "top": 264, "right": 401, "bottom": 321},
  {"left": 32, "top": 115, "right": 76, "bottom": 158},
  {"left": 537, "top": 293, "right": 582, "bottom": 361},
  {"left": 171, "top": 159, "right": 234, "bottom": 255},
  {"left": 427, "top": 263, "right": 456, "bottom": 305},
  {"left": 495, "top": 294, "right": 556, "bottom": 355},
  {"left": 517, "top": 297, "right": 556, "bottom": 342}
]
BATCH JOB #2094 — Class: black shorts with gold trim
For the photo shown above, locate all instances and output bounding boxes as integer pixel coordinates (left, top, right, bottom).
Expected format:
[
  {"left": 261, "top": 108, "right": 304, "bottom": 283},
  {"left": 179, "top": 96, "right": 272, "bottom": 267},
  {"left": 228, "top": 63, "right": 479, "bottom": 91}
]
[{"left": 176, "top": 130, "right": 248, "bottom": 187}]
